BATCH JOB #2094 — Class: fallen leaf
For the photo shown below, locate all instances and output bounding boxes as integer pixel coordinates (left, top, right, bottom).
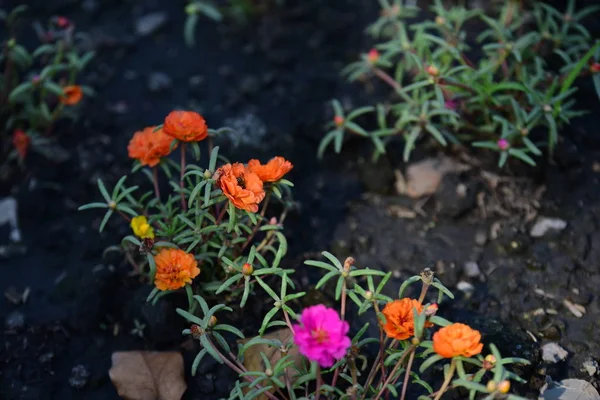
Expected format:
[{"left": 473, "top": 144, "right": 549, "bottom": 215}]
[
  {"left": 109, "top": 351, "right": 186, "bottom": 400},
  {"left": 238, "top": 329, "right": 303, "bottom": 400}
]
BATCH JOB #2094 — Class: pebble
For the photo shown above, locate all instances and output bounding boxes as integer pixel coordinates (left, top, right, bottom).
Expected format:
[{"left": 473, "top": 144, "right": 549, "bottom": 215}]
[
  {"left": 135, "top": 12, "right": 168, "bottom": 37},
  {"left": 147, "top": 72, "right": 172, "bottom": 93},
  {"left": 581, "top": 359, "right": 598, "bottom": 377},
  {"left": 456, "top": 280, "right": 474, "bottom": 293},
  {"left": 464, "top": 261, "right": 481, "bottom": 278},
  {"left": 474, "top": 230, "right": 487, "bottom": 246},
  {"left": 0, "top": 197, "right": 21, "bottom": 242},
  {"left": 530, "top": 217, "right": 567, "bottom": 238},
  {"left": 539, "top": 378, "right": 600, "bottom": 400},
  {"left": 5, "top": 310, "right": 25, "bottom": 330},
  {"left": 542, "top": 342, "right": 569, "bottom": 363},
  {"left": 69, "top": 365, "right": 91, "bottom": 389}
]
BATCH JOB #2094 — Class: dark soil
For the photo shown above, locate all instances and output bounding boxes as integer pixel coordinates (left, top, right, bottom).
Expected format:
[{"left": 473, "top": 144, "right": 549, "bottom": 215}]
[{"left": 1, "top": 0, "right": 599, "bottom": 399}]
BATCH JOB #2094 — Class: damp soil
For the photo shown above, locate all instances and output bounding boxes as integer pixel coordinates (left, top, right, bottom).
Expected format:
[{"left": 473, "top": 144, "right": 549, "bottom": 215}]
[{"left": 1, "top": 0, "right": 599, "bottom": 399}]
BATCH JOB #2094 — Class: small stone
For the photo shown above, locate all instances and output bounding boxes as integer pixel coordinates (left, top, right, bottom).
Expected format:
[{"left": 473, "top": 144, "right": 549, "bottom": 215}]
[
  {"left": 475, "top": 230, "right": 487, "bottom": 246},
  {"left": 464, "top": 261, "right": 481, "bottom": 278},
  {"left": 530, "top": 217, "right": 567, "bottom": 238},
  {"left": 69, "top": 365, "right": 90, "bottom": 389},
  {"left": 135, "top": 12, "right": 168, "bottom": 37},
  {"left": 0, "top": 197, "right": 21, "bottom": 242},
  {"left": 539, "top": 378, "right": 600, "bottom": 400},
  {"left": 39, "top": 352, "right": 54, "bottom": 363},
  {"left": 147, "top": 72, "right": 172, "bottom": 93},
  {"left": 5, "top": 310, "right": 25, "bottom": 330},
  {"left": 581, "top": 359, "right": 598, "bottom": 377},
  {"left": 456, "top": 280, "right": 474, "bottom": 293},
  {"left": 542, "top": 342, "right": 569, "bottom": 363}
]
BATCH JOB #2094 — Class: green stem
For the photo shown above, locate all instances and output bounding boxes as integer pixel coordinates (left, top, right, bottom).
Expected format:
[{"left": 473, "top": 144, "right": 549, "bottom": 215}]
[
  {"left": 180, "top": 143, "right": 187, "bottom": 212},
  {"left": 372, "top": 345, "right": 416, "bottom": 400},
  {"left": 433, "top": 359, "right": 457, "bottom": 400}
]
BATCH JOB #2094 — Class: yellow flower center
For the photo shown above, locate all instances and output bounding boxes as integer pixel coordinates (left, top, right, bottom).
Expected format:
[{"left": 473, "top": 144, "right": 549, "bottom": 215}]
[{"left": 311, "top": 328, "right": 329, "bottom": 344}]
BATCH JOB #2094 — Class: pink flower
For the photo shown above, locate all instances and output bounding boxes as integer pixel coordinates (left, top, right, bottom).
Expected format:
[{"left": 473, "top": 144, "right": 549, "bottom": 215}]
[
  {"left": 293, "top": 305, "right": 351, "bottom": 368},
  {"left": 497, "top": 138, "right": 509, "bottom": 151},
  {"left": 444, "top": 98, "right": 458, "bottom": 110}
]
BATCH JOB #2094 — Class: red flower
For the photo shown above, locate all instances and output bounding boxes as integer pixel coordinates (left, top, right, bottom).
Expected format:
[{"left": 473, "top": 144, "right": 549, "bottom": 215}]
[
  {"left": 163, "top": 111, "right": 208, "bottom": 142},
  {"left": 12, "top": 130, "right": 30, "bottom": 160}
]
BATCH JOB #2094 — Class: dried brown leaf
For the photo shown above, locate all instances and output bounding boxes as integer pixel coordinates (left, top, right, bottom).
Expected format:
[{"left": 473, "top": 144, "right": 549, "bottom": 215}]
[{"left": 109, "top": 351, "right": 186, "bottom": 400}]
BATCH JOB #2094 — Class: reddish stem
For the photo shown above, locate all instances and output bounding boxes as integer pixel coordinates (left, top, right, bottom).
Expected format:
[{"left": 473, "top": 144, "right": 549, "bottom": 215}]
[{"left": 152, "top": 166, "right": 161, "bottom": 202}]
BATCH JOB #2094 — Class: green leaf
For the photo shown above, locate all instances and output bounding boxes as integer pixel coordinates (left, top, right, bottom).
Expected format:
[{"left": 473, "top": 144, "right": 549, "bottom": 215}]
[
  {"left": 176, "top": 308, "right": 204, "bottom": 326},
  {"left": 99, "top": 209, "right": 113, "bottom": 232},
  {"left": 8, "top": 82, "right": 33, "bottom": 104},
  {"left": 508, "top": 148, "right": 536, "bottom": 166},
  {"left": 560, "top": 41, "right": 600, "bottom": 99},
  {"left": 184, "top": 14, "right": 199, "bottom": 47},
  {"left": 259, "top": 307, "right": 280, "bottom": 336},
  {"left": 429, "top": 316, "right": 452, "bottom": 327},
  {"left": 398, "top": 275, "right": 421, "bottom": 298},
  {"left": 191, "top": 348, "right": 208, "bottom": 375},
  {"left": 78, "top": 202, "right": 108, "bottom": 211},
  {"left": 200, "top": 335, "right": 224, "bottom": 363}
]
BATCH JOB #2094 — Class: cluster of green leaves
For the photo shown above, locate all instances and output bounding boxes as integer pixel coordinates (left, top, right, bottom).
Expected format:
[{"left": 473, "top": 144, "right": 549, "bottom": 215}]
[
  {"left": 1, "top": 5, "right": 94, "bottom": 163},
  {"left": 321, "top": 0, "right": 600, "bottom": 167},
  {"left": 80, "top": 133, "right": 294, "bottom": 313},
  {"left": 184, "top": 0, "right": 285, "bottom": 46},
  {"left": 176, "top": 250, "right": 530, "bottom": 400}
]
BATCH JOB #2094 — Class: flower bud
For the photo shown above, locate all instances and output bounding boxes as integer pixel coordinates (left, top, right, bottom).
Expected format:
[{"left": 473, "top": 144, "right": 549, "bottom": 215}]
[
  {"left": 343, "top": 257, "right": 354, "bottom": 272},
  {"left": 334, "top": 115, "right": 344, "bottom": 127},
  {"left": 367, "top": 49, "right": 380, "bottom": 64},
  {"left": 411, "top": 337, "right": 420, "bottom": 345},
  {"left": 520, "top": 127, "right": 529, "bottom": 136},
  {"left": 208, "top": 316, "right": 217, "bottom": 327},
  {"left": 543, "top": 104, "right": 552, "bottom": 113},
  {"left": 265, "top": 368, "right": 273, "bottom": 377},
  {"left": 56, "top": 16, "right": 71, "bottom": 28},
  {"left": 190, "top": 324, "right": 204, "bottom": 339},
  {"left": 483, "top": 354, "right": 496, "bottom": 370},
  {"left": 204, "top": 169, "right": 212, "bottom": 179},
  {"left": 426, "top": 65, "right": 440, "bottom": 77},
  {"left": 498, "top": 380, "right": 510, "bottom": 394},
  {"left": 591, "top": 63, "right": 600, "bottom": 73},
  {"left": 486, "top": 381, "right": 497, "bottom": 392},
  {"left": 497, "top": 138, "right": 509, "bottom": 151},
  {"left": 425, "top": 303, "right": 438, "bottom": 316},
  {"left": 274, "top": 300, "right": 282, "bottom": 308},
  {"left": 242, "top": 263, "right": 254, "bottom": 276},
  {"left": 435, "top": 16, "right": 445, "bottom": 25},
  {"left": 364, "top": 290, "right": 373, "bottom": 300},
  {"left": 109, "top": 201, "right": 117, "bottom": 210},
  {"left": 7, "top": 38, "right": 16, "bottom": 48},
  {"left": 32, "top": 75, "right": 41, "bottom": 85}
]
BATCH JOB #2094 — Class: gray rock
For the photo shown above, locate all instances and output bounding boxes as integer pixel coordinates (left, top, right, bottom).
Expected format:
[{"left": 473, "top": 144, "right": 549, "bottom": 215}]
[
  {"left": 474, "top": 230, "right": 488, "bottom": 246},
  {"left": 582, "top": 359, "right": 599, "bottom": 377},
  {"left": 542, "top": 342, "right": 569, "bottom": 363},
  {"left": 456, "top": 280, "right": 474, "bottom": 293},
  {"left": 0, "top": 197, "right": 21, "bottom": 242},
  {"left": 135, "top": 12, "right": 168, "bottom": 37},
  {"left": 69, "top": 365, "right": 90, "bottom": 389},
  {"left": 147, "top": 72, "right": 172, "bottom": 93},
  {"left": 530, "top": 217, "right": 567, "bottom": 238},
  {"left": 464, "top": 261, "right": 481, "bottom": 278},
  {"left": 539, "top": 378, "right": 600, "bottom": 400},
  {"left": 5, "top": 310, "right": 25, "bottom": 330}
]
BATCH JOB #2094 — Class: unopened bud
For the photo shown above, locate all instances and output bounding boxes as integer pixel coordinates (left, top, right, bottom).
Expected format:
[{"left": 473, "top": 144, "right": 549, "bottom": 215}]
[
  {"left": 591, "top": 63, "right": 600, "bottom": 74},
  {"left": 411, "top": 337, "right": 420, "bottom": 345},
  {"left": 190, "top": 324, "right": 204, "bottom": 339},
  {"left": 520, "top": 127, "right": 529, "bottom": 136},
  {"left": 274, "top": 300, "right": 282, "bottom": 308},
  {"left": 242, "top": 263, "right": 254, "bottom": 276},
  {"left": 498, "top": 380, "right": 510, "bottom": 394},
  {"left": 543, "top": 104, "right": 552, "bottom": 113},
  {"left": 483, "top": 354, "right": 496, "bottom": 370},
  {"left": 208, "top": 316, "right": 217, "bottom": 327},
  {"left": 367, "top": 49, "right": 380, "bottom": 64},
  {"left": 108, "top": 201, "right": 117, "bottom": 210},
  {"left": 7, "top": 38, "right": 16, "bottom": 48},
  {"left": 497, "top": 138, "right": 509, "bottom": 151},
  {"left": 343, "top": 257, "right": 355, "bottom": 272},
  {"left": 425, "top": 303, "right": 438, "bottom": 316},
  {"left": 426, "top": 65, "right": 440, "bottom": 77},
  {"left": 364, "top": 290, "right": 373, "bottom": 300},
  {"left": 334, "top": 115, "right": 344, "bottom": 127},
  {"left": 435, "top": 16, "right": 445, "bottom": 25},
  {"left": 486, "top": 380, "right": 497, "bottom": 392},
  {"left": 265, "top": 368, "right": 273, "bottom": 377},
  {"left": 204, "top": 169, "right": 212, "bottom": 179}
]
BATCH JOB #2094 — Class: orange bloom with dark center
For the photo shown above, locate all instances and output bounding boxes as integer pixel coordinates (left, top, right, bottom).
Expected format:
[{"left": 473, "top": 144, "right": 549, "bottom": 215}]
[
  {"left": 248, "top": 156, "right": 293, "bottom": 183},
  {"left": 381, "top": 298, "right": 432, "bottom": 340},
  {"left": 153, "top": 248, "right": 200, "bottom": 291},
  {"left": 60, "top": 85, "right": 83, "bottom": 105},
  {"left": 12, "top": 129, "right": 30, "bottom": 160},
  {"left": 433, "top": 323, "right": 483, "bottom": 358},
  {"left": 127, "top": 126, "right": 176, "bottom": 167},
  {"left": 216, "top": 163, "right": 265, "bottom": 212},
  {"left": 163, "top": 110, "right": 208, "bottom": 142}
]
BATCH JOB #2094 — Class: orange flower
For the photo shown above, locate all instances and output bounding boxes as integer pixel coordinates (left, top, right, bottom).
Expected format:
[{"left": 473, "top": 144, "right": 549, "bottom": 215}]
[
  {"left": 163, "top": 110, "right": 208, "bottom": 142},
  {"left": 381, "top": 298, "right": 432, "bottom": 340},
  {"left": 433, "top": 323, "right": 483, "bottom": 358},
  {"left": 60, "top": 85, "right": 83, "bottom": 105},
  {"left": 216, "top": 163, "right": 265, "bottom": 212},
  {"left": 127, "top": 126, "right": 176, "bottom": 167},
  {"left": 247, "top": 156, "right": 293, "bottom": 183},
  {"left": 12, "top": 129, "right": 30, "bottom": 160},
  {"left": 153, "top": 248, "right": 200, "bottom": 291}
]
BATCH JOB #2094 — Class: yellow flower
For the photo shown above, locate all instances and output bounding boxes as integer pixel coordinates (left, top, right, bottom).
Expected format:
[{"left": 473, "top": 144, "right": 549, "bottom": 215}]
[{"left": 130, "top": 215, "right": 155, "bottom": 239}]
